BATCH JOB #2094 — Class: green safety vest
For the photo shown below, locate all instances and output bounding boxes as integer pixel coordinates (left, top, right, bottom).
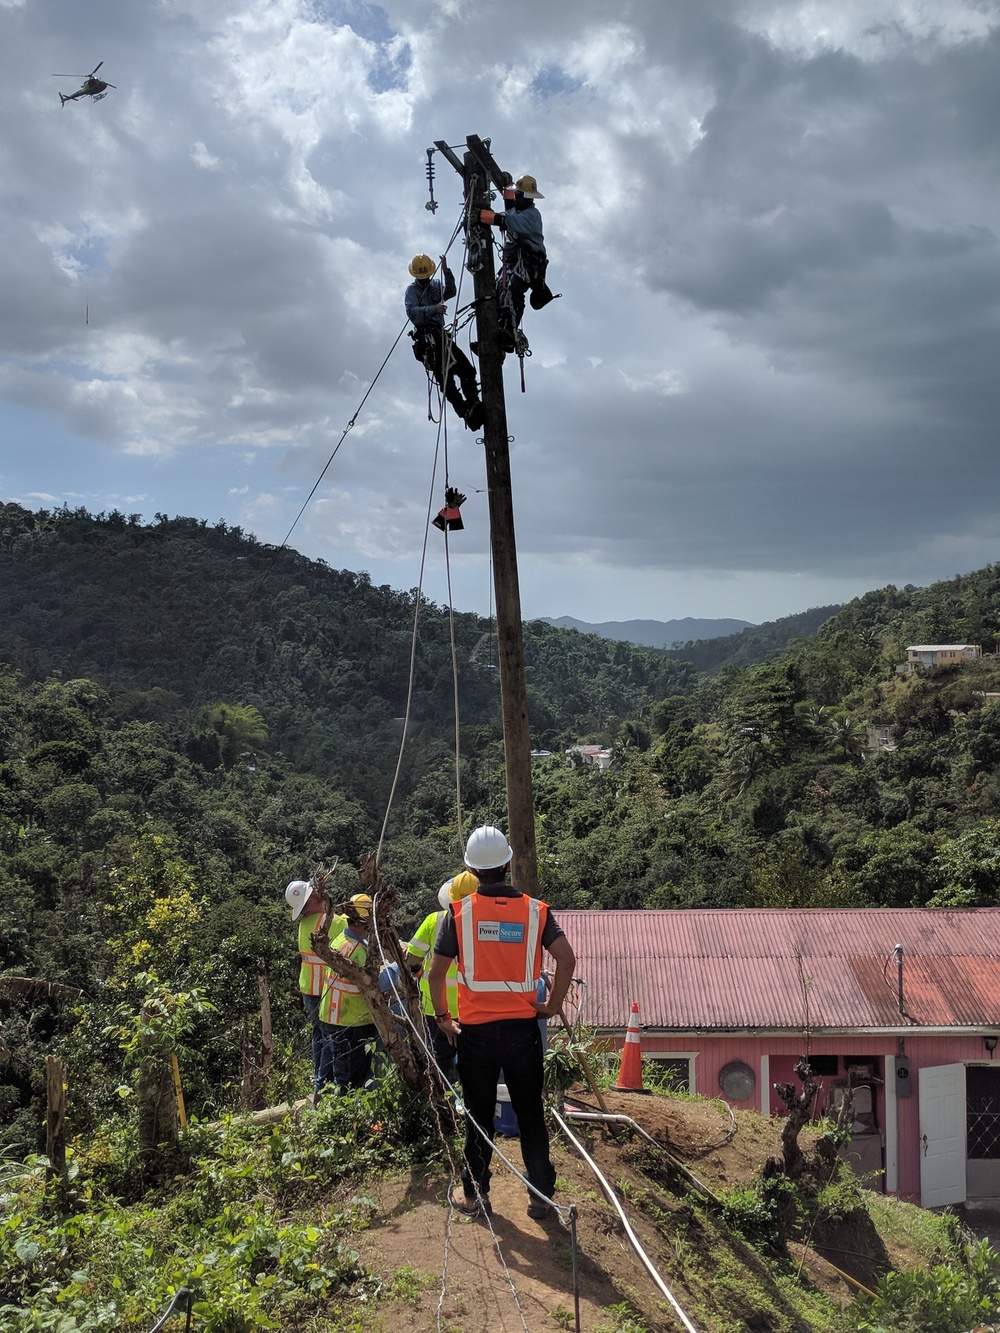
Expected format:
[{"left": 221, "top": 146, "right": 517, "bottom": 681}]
[
  {"left": 318, "top": 931, "right": 373, "bottom": 1027},
  {"left": 297, "top": 911, "right": 347, "bottom": 995},
  {"left": 407, "top": 909, "right": 459, "bottom": 1017}
]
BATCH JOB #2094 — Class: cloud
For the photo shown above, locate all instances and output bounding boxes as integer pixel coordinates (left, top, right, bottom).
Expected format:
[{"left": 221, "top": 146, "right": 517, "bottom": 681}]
[{"left": 2, "top": 0, "right": 1000, "bottom": 622}]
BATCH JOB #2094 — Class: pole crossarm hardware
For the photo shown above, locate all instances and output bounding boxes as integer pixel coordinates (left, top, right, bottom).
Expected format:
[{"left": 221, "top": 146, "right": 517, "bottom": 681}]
[
  {"left": 465, "top": 134, "right": 509, "bottom": 191},
  {"left": 436, "top": 133, "right": 538, "bottom": 897},
  {"left": 433, "top": 139, "right": 466, "bottom": 175}
]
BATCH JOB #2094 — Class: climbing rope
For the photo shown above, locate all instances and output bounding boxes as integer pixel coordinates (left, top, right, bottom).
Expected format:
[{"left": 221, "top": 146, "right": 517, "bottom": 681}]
[
  {"left": 378, "top": 214, "right": 476, "bottom": 863},
  {"left": 375, "top": 435, "right": 442, "bottom": 863}
]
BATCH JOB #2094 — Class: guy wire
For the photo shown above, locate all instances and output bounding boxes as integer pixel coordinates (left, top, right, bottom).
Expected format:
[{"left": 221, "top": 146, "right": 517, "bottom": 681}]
[
  {"left": 181, "top": 316, "right": 407, "bottom": 726},
  {"left": 375, "top": 430, "right": 441, "bottom": 861}
]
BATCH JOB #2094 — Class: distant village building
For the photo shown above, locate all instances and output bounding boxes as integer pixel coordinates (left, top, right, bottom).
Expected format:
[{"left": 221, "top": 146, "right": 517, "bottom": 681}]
[
  {"left": 865, "top": 723, "right": 897, "bottom": 754},
  {"left": 897, "top": 644, "right": 981, "bottom": 675},
  {"left": 565, "top": 744, "right": 613, "bottom": 771}
]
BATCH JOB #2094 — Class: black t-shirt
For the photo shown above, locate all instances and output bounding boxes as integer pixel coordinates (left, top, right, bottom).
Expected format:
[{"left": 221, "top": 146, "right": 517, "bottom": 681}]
[{"left": 433, "top": 886, "right": 564, "bottom": 958}]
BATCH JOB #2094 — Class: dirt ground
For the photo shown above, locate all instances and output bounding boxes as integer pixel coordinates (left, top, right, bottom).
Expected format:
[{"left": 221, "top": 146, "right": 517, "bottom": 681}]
[{"left": 321, "top": 1088, "right": 914, "bottom": 1333}]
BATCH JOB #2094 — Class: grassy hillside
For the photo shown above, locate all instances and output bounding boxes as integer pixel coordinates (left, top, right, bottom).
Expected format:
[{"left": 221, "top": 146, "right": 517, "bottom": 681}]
[{"left": 1, "top": 1077, "right": 993, "bottom": 1333}]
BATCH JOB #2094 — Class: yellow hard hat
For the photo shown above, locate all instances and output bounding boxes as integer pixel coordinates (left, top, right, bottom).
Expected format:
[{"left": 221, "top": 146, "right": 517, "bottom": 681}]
[
  {"left": 514, "top": 175, "right": 544, "bottom": 199},
  {"left": 408, "top": 253, "right": 436, "bottom": 278},
  {"left": 349, "top": 893, "right": 373, "bottom": 919},
  {"left": 449, "top": 869, "right": 480, "bottom": 900}
]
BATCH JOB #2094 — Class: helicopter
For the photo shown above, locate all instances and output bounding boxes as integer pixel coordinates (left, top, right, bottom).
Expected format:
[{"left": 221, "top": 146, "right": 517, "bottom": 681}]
[{"left": 53, "top": 62, "right": 115, "bottom": 106}]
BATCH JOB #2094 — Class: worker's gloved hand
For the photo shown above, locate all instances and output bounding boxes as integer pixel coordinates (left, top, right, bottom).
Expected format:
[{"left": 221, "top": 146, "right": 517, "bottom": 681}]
[{"left": 480, "top": 209, "right": 497, "bottom": 224}]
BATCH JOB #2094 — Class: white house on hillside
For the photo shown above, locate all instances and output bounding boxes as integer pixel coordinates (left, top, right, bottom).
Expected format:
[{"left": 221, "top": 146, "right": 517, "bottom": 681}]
[{"left": 898, "top": 644, "right": 981, "bottom": 674}]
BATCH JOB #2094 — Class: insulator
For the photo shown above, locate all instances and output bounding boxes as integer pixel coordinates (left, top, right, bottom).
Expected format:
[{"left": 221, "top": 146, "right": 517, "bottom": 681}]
[{"left": 424, "top": 147, "right": 438, "bottom": 216}]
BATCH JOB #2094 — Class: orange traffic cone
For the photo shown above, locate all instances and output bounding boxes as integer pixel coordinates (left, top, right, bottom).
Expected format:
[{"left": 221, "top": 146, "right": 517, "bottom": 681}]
[{"left": 613, "top": 1001, "right": 648, "bottom": 1092}]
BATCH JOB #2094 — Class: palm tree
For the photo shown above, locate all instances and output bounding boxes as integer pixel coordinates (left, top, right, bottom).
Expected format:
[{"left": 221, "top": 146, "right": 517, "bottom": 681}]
[{"left": 827, "top": 711, "right": 863, "bottom": 760}]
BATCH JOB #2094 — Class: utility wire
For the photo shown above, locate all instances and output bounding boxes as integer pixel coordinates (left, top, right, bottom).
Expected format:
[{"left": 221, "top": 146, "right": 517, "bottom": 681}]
[
  {"left": 274, "top": 322, "right": 409, "bottom": 558},
  {"left": 181, "top": 317, "right": 411, "bottom": 726},
  {"left": 377, "top": 208, "right": 474, "bottom": 860}
]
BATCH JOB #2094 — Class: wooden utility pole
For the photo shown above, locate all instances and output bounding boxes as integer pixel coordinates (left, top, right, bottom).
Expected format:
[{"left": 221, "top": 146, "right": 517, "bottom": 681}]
[
  {"left": 45, "top": 1055, "right": 67, "bottom": 1179},
  {"left": 436, "top": 134, "right": 538, "bottom": 896}
]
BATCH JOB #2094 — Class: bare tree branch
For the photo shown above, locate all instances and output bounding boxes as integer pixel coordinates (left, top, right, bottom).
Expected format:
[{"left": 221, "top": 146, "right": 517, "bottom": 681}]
[{"left": 311, "top": 856, "right": 432, "bottom": 1092}]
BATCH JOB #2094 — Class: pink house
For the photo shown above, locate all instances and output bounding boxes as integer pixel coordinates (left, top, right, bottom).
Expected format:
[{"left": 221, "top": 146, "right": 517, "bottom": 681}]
[{"left": 556, "top": 908, "right": 1000, "bottom": 1206}]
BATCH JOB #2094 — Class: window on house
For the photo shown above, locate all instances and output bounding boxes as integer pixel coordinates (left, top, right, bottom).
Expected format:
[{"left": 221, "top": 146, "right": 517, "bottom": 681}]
[
  {"left": 967, "top": 1067, "right": 1000, "bottom": 1159},
  {"left": 646, "top": 1055, "right": 695, "bottom": 1093}
]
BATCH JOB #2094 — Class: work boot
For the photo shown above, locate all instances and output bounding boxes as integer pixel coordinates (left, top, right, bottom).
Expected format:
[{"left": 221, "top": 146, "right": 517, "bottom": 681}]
[
  {"left": 529, "top": 282, "right": 555, "bottom": 310},
  {"left": 526, "top": 1196, "right": 551, "bottom": 1220},
  {"left": 451, "top": 1184, "right": 492, "bottom": 1217},
  {"left": 465, "top": 400, "right": 484, "bottom": 431}
]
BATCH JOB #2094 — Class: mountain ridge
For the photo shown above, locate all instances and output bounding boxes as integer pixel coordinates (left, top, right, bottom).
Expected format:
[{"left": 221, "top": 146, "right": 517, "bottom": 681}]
[{"left": 539, "top": 614, "right": 754, "bottom": 649}]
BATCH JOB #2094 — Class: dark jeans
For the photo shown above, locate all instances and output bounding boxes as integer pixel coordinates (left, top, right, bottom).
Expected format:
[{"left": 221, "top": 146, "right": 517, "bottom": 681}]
[
  {"left": 323, "top": 1022, "right": 378, "bottom": 1092},
  {"left": 456, "top": 1017, "right": 555, "bottom": 1201},
  {"left": 302, "top": 992, "right": 334, "bottom": 1091}
]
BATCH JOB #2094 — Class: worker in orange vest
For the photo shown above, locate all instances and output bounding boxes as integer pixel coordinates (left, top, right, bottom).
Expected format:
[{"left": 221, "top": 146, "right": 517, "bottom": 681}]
[{"left": 428, "top": 826, "right": 575, "bottom": 1221}]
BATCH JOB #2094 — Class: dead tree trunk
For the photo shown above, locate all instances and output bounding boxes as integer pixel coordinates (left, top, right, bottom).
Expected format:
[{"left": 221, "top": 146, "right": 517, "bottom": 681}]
[
  {"left": 45, "top": 1055, "right": 67, "bottom": 1179},
  {"left": 773, "top": 1056, "right": 818, "bottom": 1178},
  {"left": 311, "top": 855, "right": 431, "bottom": 1093},
  {"left": 241, "top": 963, "right": 273, "bottom": 1111},
  {"left": 137, "top": 1005, "right": 178, "bottom": 1171}
]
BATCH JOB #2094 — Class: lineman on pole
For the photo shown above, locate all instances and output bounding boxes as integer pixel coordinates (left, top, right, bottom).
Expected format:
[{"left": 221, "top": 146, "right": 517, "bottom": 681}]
[{"left": 405, "top": 253, "right": 485, "bottom": 429}]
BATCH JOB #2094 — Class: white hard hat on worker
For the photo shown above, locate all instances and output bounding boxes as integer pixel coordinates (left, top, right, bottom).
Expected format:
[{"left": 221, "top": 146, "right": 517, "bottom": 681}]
[{"left": 463, "top": 825, "right": 513, "bottom": 871}]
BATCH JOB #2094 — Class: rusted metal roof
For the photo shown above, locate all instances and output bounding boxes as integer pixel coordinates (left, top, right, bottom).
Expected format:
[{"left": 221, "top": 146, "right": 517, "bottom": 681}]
[{"left": 553, "top": 908, "right": 1000, "bottom": 1033}]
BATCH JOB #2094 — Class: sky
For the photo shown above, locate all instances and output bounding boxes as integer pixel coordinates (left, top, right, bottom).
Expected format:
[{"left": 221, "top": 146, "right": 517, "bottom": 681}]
[{"left": 2, "top": 0, "right": 1000, "bottom": 626}]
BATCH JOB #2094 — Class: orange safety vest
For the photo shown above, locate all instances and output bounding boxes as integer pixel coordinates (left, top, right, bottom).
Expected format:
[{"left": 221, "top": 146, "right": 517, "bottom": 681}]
[{"left": 453, "top": 890, "right": 547, "bottom": 1023}]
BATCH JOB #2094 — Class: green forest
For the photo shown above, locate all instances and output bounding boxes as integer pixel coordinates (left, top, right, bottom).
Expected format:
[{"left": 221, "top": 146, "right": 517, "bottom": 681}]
[{"left": 5, "top": 501, "right": 1000, "bottom": 1153}]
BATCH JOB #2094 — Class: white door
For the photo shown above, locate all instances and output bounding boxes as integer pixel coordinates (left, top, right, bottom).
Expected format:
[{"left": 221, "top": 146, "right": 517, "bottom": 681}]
[{"left": 919, "top": 1063, "right": 966, "bottom": 1207}]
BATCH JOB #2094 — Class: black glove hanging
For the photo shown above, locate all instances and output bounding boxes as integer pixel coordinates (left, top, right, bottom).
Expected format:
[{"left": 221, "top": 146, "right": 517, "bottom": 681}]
[{"left": 433, "top": 487, "right": 466, "bottom": 532}]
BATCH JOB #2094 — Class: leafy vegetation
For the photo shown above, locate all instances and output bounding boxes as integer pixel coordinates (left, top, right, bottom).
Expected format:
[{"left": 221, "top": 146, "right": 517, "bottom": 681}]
[
  {"left": 853, "top": 1239, "right": 1000, "bottom": 1332},
  {"left": 7, "top": 505, "right": 1000, "bottom": 1150},
  {"left": 0, "top": 1076, "right": 431, "bottom": 1331},
  {"left": 5, "top": 504, "right": 1000, "bottom": 1327}
]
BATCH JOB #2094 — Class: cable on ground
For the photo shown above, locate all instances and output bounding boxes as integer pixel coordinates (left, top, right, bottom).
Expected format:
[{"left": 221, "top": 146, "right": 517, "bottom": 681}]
[
  {"left": 145, "top": 1287, "right": 193, "bottom": 1333},
  {"left": 553, "top": 1107, "right": 700, "bottom": 1333}
]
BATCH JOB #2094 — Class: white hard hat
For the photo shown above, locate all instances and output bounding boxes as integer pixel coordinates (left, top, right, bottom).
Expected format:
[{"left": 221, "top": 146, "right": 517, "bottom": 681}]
[
  {"left": 464, "top": 825, "right": 514, "bottom": 871},
  {"left": 438, "top": 883, "right": 453, "bottom": 910},
  {"left": 285, "top": 879, "right": 312, "bottom": 920}
]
